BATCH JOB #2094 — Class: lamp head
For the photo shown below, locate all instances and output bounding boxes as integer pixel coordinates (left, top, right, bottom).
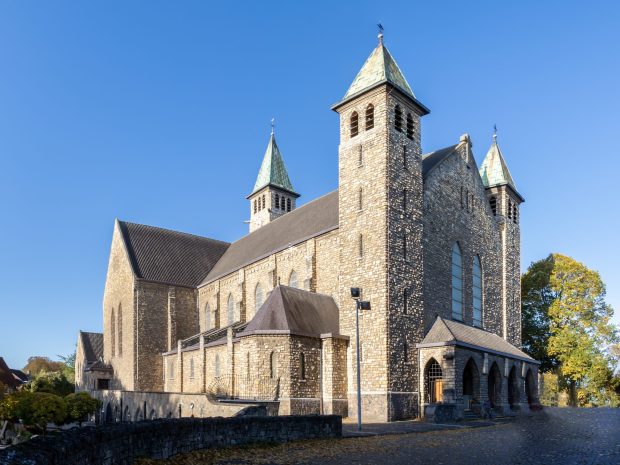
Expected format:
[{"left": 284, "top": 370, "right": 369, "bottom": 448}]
[
  {"left": 350, "top": 287, "right": 361, "bottom": 299},
  {"left": 359, "top": 301, "right": 371, "bottom": 311}
]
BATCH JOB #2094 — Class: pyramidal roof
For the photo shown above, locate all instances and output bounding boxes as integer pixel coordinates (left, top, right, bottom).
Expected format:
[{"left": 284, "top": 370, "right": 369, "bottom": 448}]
[
  {"left": 479, "top": 136, "right": 518, "bottom": 191},
  {"left": 251, "top": 132, "right": 298, "bottom": 197}
]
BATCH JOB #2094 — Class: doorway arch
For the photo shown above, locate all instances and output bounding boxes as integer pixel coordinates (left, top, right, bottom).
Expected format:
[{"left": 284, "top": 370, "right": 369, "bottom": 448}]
[
  {"left": 424, "top": 358, "right": 443, "bottom": 403},
  {"left": 525, "top": 369, "right": 536, "bottom": 405},
  {"left": 508, "top": 366, "right": 520, "bottom": 408},
  {"left": 487, "top": 362, "right": 502, "bottom": 407},
  {"left": 462, "top": 358, "right": 480, "bottom": 409},
  {"left": 104, "top": 403, "right": 113, "bottom": 424}
]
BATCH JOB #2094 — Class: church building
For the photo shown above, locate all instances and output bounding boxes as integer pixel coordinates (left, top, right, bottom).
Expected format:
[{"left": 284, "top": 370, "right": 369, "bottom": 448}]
[{"left": 77, "top": 34, "right": 539, "bottom": 422}]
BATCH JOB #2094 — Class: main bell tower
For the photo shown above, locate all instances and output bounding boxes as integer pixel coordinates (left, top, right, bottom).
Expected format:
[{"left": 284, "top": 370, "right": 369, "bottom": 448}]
[{"left": 333, "top": 33, "right": 430, "bottom": 421}]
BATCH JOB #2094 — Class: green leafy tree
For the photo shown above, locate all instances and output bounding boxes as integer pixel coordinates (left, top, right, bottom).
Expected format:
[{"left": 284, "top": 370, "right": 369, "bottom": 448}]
[
  {"left": 16, "top": 392, "right": 67, "bottom": 435},
  {"left": 522, "top": 253, "right": 619, "bottom": 406},
  {"left": 65, "top": 392, "right": 101, "bottom": 427},
  {"left": 0, "top": 391, "right": 26, "bottom": 423},
  {"left": 26, "top": 371, "right": 74, "bottom": 397},
  {"left": 59, "top": 350, "right": 76, "bottom": 385}
]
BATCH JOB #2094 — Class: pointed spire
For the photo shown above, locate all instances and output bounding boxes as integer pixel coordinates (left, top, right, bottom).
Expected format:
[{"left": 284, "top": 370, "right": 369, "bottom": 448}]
[
  {"left": 479, "top": 129, "right": 518, "bottom": 192},
  {"left": 250, "top": 127, "right": 298, "bottom": 197}
]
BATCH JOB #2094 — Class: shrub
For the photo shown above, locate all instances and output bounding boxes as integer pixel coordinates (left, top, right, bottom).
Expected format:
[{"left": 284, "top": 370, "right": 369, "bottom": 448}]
[{"left": 65, "top": 392, "right": 101, "bottom": 426}]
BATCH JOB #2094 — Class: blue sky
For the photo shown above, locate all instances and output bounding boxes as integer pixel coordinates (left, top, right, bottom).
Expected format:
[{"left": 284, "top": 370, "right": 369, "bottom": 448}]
[{"left": 1, "top": 1, "right": 618, "bottom": 369}]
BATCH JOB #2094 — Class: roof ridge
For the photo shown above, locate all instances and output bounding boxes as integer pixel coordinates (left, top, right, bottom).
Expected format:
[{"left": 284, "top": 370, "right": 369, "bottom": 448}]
[
  {"left": 438, "top": 316, "right": 457, "bottom": 341},
  {"left": 118, "top": 220, "right": 230, "bottom": 246}
]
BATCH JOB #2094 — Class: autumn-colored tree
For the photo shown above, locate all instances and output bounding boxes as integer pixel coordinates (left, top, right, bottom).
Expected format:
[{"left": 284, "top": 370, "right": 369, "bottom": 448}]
[
  {"left": 23, "top": 356, "right": 64, "bottom": 376},
  {"left": 522, "top": 253, "right": 618, "bottom": 406},
  {"left": 65, "top": 392, "right": 101, "bottom": 427}
]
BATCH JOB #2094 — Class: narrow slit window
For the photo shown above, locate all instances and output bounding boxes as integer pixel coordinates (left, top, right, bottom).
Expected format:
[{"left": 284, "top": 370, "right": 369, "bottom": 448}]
[
  {"left": 275, "top": 194, "right": 280, "bottom": 210},
  {"left": 358, "top": 187, "right": 363, "bottom": 211},
  {"left": 358, "top": 145, "right": 363, "bottom": 167},
  {"left": 365, "top": 104, "right": 374, "bottom": 130},
  {"left": 350, "top": 111, "right": 359, "bottom": 137},
  {"left": 489, "top": 196, "right": 497, "bottom": 216},
  {"left": 403, "top": 145, "right": 408, "bottom": 171},
  {"left": 406, "top": 113, "right": 414, "bottom": 140},
  {"left": 451, "top": 243, "right": 464, "bottom": 321},
  {"left": 358, "top": 234, "right": 364, "bottom": 258},
  {"left": 287, "top": 197, "right": 291, "bottom": 212},
  {"left": 403, "top": 235, "right": 407, "bottom": 260},
  {"left": 300, "top": 353, "right": 306, "bottom": 380},
  {"left": 473, "top": 255, "right": 483, "bottom": 327},
  {"left": 394, "top": 105, "right": 403, "bottom": 132},
  {"left": 508, "top": 199, "right": 513, "bottom": 219},
  {"left": 253, "top": 199, "right": 257, "bottom": 214},
  {"left": 403, "top": 188, "right": 407, "bottom": 212},
  {"left": 403, "top": 288, "right": 408, "bottom": 315},
  {"left": 513, "top": 204, "right": 518, "bottom": 223}
]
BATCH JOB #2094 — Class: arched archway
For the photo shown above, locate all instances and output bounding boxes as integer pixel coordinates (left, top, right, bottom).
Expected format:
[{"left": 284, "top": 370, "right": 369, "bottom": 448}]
[
  {"left": 149, "top": 409, "right": 157, "bottom": 420},
  {"left": 123, "top": 405, "right": 130, "bottom": 422},
  {"left": 424, "top": 358, "right": 443, "bottom": 404},
  {"left": 462, "top": 358, "right": 480, "bottom": 410},
  {"left": 487, "top": 362, "right": 502, "bottom": 407},
  {"left": 134, "top": 407, "right": 142, "bottom": 422},
  {"left": 508, "top": 366, "right": 520, "bottom": 408},
  {"left": 525, "top": 369, "right": 536, "bottom": 405},
  {"left": 104, "top": 403, "right": 113, "bottom": 424}
]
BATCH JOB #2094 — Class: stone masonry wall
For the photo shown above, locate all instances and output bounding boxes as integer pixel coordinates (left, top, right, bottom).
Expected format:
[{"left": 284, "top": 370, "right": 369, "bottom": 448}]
[{"left": 0, "top": 416, "right": 342, "bottom": 465}]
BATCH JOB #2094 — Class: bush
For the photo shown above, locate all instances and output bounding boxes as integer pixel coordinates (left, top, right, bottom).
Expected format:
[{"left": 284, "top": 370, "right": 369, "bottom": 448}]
[
  {"left": 65, "top": 392, "right": 101, "bottom": 426},
  {"left": 26, "top": 370, "right": 74, "bottom": 397},
  {"left": 1, "top": 391, "right": 67, "bottom": 435}
]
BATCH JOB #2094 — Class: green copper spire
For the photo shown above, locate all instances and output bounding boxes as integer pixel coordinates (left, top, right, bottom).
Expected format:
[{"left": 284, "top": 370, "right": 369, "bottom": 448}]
[
  {"left": 343, "top": 34, "right": 414, "bottom": 100},
  {"left": 251, "top": 128, "right": 298, "bottom": 197},
  {"left": 479, "top": 133, "right": 517, "bottom": 190}
]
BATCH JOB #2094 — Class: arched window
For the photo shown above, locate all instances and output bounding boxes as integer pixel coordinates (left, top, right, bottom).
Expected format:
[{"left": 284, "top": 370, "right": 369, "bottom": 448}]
[
  {"left": 394, "top": 105, "right": 403, "bottom": 132},
  {"left": 451, "top": 243, "right": 463, "bottom": 320},
  {"left": 406, "top": 113, "right": 414, "bottom": 140},
  {"left": 365, "top": 104, "right": 374, "bottom": 130},
  {"left": 215, "top": 354, "right": 221, "bottom": 377},
  {"left": 404, "top": 341, "right": 409, "bottom": 363},
  {"left": 358, "top": 187, "right": 363, "bottom": 211},
  {"left": 227, "top": 294, "right": 234, "bottom": 325},
  {"left": 111, "top": 308, "right": 116, "bottom": 357},
  {"left": 288, "top": 270, "right": 298, "bottom": 288},
  {"left": 117, "top": 304, "right": 122, "bottom": 357},
  {"left": 168, "top": 359, "right": 175, "bottom": 379},
  {"left": 275, "top": 193, "right": 280, "bottom": 210},
  {"left": 473, "top": 255, "right": 483, "bottom": 327},
  {"left": 489, "top": 196, "right": 497, "bottom": 216},
  {"left": 358, "top": 234, "right": 364, "bottom": 258},
  {"left": 253, "top": 199, "right": 257, "bottom": 214},
  {"left": 189, "top": 358, "right": 195, "bottom": 379},
  {"left": 350, "top": 111, "right": 359, "bottom": 137},
  {"left": 262, "top": 195, "right": 266, "bottom": 210},
  {"left": 255, "top": 283, "right": 265, "bottom": 312},
  {"left": 507, "top": 199, "right": 513, "bottom": 219},
  {"left": 425, "top": 358, "right": 443, "bottom": 403},
  {"left": 205, "top": 303, "right": 211, "bottom": 330},
  {"left": 286, "top": 197, "right": 291, "bottom": 212},
  {"left": 270, "top": 351, "right": 277, "bottom": 379},
  {"left": 513, "top": 203, "right": 518, "bottom": 223},
  {"left": 300, "top": 353, "right": 306, "bottom": 380}
]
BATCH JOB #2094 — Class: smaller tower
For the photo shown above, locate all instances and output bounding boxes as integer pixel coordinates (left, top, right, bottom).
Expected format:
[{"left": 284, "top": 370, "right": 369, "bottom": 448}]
[
  {"left": 247, "top": 124, "right": 299, "bottom": 233},
  {"left": 479, "top": 131, "right": 524, "bottom": 345}
]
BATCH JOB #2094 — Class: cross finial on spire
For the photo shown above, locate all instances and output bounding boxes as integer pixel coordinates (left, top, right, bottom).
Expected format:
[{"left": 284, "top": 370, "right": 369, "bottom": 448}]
[
  {"left": 271, "top": 118, "right": 275, "bottom": 135},
  {"left": 493, "top": 124, "right": 498, "bottom": 142},
  {"left": 377, "top": 23, "right": 384, "bottom": 44}
]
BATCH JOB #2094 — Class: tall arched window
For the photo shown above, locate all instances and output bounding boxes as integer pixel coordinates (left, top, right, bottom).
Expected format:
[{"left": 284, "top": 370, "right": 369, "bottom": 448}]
[
  {"left": 350, "top": 111, "right": 359, "bottom": 137},
  {"left": 270, "top": 351, "right": 277, "bottom": 379},
  {"left": 205, "top": 303, "right": 211, "bottom": 330},
  {"left": 406, "top": 113, "right": 414, "bottom": 140},
  {"left": 394, "top": 105, "right": 403, "bottom": 132},
  {"left": 489, "top": 196, "right": 497, "bottom": 216},
  {"left": 472, "top": 255, "right": 482, "bottom": 327},
  {"left": 111, "top": 308, "right": 116, "bottom": 357},
  {"left": 117, "top": 304, "right": 122, "bottom": 357},
  {"left": 365, "top": 104, "right": 374, "bottom": 130},
  {"left": 507, "top": 199, "right": 513, "bottom": 219},
  {"left": 227, "top": 294, "right": 234, "bottom": 325},
  {"left": 513, "top": 203, "right": 518, "bottom": 223},
  {"left": 262, "top": 195, "right": 266, "bottom": 210},
  {"left": 286, "top": 197, "right": 291, "bottom": 212},
  {"left": 451, "top": 243, "right": 463, "bottom": 320},
  {"left": 215, "top": 355, "right": 221, "bottom": 377},
  {"left": 425, "top": 358, "right": 443, "bottom": 403},
  {"left": 288, "top": 270, "right": 298, "bottom": 288},
  {"left": 255, "top": 283, "right": 265, "bottom": 312},
  {"left": 275, "top": 193, "right": 280, "bottom": 210},
  {"left": 300, "top": 353, "right": 306, "bottom": 380},
  {"left": 253, "top": 199, "right": 257, "bottom": 213},
  {"left": 358, "top": 234, "right": 364, "bottom": 258}
]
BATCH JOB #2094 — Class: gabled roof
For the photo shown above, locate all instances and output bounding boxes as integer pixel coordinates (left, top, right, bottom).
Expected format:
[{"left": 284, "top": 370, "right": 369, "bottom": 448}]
[
  {"left": 479, "top": 136, "right": 517, "bottom": 191},
  {"left": 334, "top": 38, "right": 429, "bottom": 114},
  {"left": 0, "top": 357, "right": 19, "bottom": 389},
  {"left": 118, "top": 220, "right": 230, "bottom": 288},
  {"left": 421, "top": 143, "right": 460, "bottom": 178},
  {"left": 250, "top": 132, "right": 298, "bottom": 197},
  {"left": 10, "top": 369, "right": 28, "bottom": 384},
  {"left": 417, "top": 316, "right": 538, "bottom": 364},
  {"left": 238, "top": 285, "right": 340, "bottom": 338},
  {"left": 79, "top": 331, "right": 104, "bottom": 363},
  {"left": 202, "top": 190, "right": 339, "bottom": 284}
]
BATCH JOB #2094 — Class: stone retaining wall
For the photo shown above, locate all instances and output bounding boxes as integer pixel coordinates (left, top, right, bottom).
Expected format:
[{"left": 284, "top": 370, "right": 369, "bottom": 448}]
[{"left": 0, "top": 415, "right": 341, "bottom": 465}]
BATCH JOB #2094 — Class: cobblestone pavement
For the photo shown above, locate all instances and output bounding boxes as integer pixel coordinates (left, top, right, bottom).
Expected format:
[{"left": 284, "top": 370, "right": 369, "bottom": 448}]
[{"left": 138, "top": 408, "right": 620, "bottom": 465}]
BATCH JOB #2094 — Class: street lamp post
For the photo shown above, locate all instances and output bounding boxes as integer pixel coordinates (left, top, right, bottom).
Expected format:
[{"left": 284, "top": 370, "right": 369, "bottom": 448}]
[{"left": 351, "top": 287, "right": 371, "bottom": 431}]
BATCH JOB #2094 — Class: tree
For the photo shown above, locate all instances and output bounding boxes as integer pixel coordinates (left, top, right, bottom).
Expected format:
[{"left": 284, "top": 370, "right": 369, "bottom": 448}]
[
  {"left": 522, "top": 253, "right": 619, "bottom": 406},
  {"left": 26, "top": 371, "right": 74, "bottom": 397},
  {"left": 65, "top": 392, "right": 101, "bottom": 427},
  {"left": 59, "top": 350, "right": 76, "bottom": 385},
  {"left": 23, "top": 357, "right": 64, "bottom": 376},
  {"left": 16, "top": 392, "right": 67, "bottom": 435}
]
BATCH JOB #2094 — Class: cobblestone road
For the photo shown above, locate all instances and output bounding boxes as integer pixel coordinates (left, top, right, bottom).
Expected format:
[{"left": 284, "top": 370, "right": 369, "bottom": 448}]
[{"left": 139, "top": 408, "right": 620, "bottom": 465}]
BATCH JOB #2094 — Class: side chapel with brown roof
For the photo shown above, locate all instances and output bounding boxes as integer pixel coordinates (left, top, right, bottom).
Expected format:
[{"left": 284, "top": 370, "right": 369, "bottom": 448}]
[{"left": 77, "top": 33, "right": 539, "bottom": 422}]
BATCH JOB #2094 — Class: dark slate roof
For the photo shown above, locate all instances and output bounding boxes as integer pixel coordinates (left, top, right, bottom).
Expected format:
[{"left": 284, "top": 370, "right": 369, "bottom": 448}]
[
  {"left": 203, "top": 190, "right": 339, "bottom": 284},
  {"left": 79, "top": 331, "right": 104, "bottom": 363},
  {"left": 118, "top": 220, "right": 230, "bottom": 287},
  {"left": 422, "top": 144, "right": 459, "bottom": 178},
  {"left": 0, "top": 357, "right": 19, "bottom": 389},
  {"left": 417, "top": 316, "right": 538, "bottom": 363},
  {"left": 238, "top": 286, "right": 340, "bottom": 338},
  {"left": 10, "top": 369, "right": 28, "bottom": 384}
]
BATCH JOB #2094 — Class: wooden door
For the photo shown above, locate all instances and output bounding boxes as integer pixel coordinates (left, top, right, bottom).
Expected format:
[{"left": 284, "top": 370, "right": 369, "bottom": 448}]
[{"left": 433, "top": 380, "right": 444, "bottom": 403}]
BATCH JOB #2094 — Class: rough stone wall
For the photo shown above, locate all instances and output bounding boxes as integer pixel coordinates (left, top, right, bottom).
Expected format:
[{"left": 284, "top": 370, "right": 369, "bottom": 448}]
[
  {"left": 199, "top": 282, "right": 220, "bottom": 332},
  {"left": 422, "top": 142, "right": 504, "bottom": 337},
  {"left": 315, "top": 230, "right": 340, "bottom": 301},
  {"left": 103, "top": 222, "right": 136, "bottom": 391},
  {"left": 0, "top": 415, "right": 342, "bottom": 465},
  {"left": 336, "top": 86, "right": 390, "bottom": 421},
  {"left": 243, "top": 257, "right": 275, "bottom": 322},
  {"left": 321, "top": 336, "right": 349, "bottom": 416}
]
